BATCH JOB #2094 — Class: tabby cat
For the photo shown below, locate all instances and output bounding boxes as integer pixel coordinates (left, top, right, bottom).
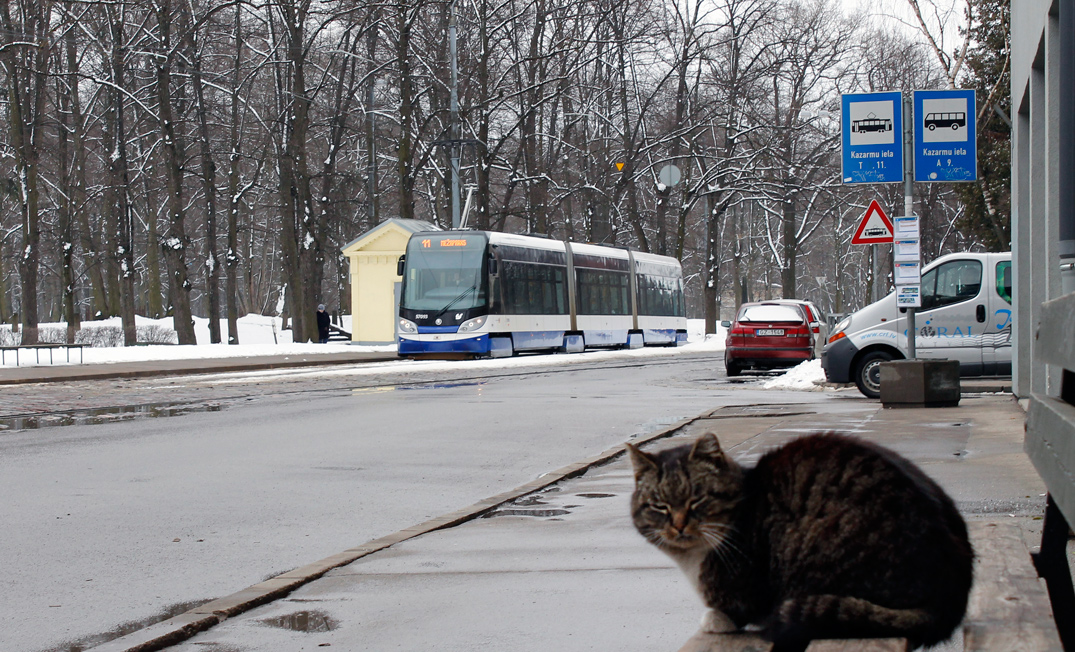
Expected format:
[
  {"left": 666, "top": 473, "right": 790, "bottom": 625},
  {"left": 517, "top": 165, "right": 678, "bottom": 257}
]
[{"left": 627, "top": 432, "right": 973, "bottom": 651}]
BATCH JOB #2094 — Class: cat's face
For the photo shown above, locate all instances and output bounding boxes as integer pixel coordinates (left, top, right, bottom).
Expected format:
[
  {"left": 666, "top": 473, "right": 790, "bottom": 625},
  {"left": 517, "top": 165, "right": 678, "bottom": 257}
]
[{"left": 627, "top": 433, "right": 743, "bottom": 553}]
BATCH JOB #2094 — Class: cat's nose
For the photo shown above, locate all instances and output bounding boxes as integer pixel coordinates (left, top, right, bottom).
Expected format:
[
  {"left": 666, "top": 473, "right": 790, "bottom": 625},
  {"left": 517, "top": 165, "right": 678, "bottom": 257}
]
[{"left": 671, "top": 509, "right": 688, "bottom": 532}]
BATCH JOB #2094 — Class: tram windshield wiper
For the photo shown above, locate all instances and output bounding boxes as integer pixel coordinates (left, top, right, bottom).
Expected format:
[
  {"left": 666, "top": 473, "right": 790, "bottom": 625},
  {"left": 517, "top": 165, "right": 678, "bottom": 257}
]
[{"left": 434, "top": 285, "right": 477, "bottom": 318}]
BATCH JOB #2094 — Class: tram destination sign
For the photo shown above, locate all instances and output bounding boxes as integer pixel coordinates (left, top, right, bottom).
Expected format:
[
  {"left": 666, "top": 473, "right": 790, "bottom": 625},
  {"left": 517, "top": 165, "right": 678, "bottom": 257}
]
[
  {"left": 420, "top": 236, "right": 480, "bottom": 249},
  {"left": 913, "top": 89, "right": 977, "bottom": 182},
  {"left": 841, "top": 91, "right": 904, "bottom": 184}
]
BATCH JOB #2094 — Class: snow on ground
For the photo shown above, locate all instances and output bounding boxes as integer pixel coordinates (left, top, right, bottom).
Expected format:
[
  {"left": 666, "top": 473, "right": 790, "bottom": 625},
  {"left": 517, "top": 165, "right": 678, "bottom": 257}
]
[
  {"left": 760, "top": 359, "right": 831, "bottom": 391},
  {"left": 0, "top": 314, "right": 387, "bottom": 366},
  {"left": 0, "top": 315, "right": 725, "bottom": 367}
]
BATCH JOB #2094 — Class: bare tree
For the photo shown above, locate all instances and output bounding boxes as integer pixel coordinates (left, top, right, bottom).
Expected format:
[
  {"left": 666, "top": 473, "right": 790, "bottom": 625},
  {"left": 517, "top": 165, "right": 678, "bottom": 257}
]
[{"left": 0, "top": 0, "right": 56, "bottom": 344}]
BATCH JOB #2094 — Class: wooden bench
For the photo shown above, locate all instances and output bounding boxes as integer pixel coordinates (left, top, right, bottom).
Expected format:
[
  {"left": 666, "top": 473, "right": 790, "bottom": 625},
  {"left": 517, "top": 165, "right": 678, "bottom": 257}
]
[
  {"left": 0, "top": 343, "right": 85, "bottom": 366},
  {"left": 677, "top": 518, "right": 1063, "bottom": 652}
]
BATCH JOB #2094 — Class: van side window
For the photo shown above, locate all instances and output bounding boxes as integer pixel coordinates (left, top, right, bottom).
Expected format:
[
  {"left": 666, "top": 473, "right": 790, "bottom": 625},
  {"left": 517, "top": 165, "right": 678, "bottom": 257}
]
[
  {"left": 995, "top": 261, "right": 1012, "bottom": 304},
  {"left": 921, "top": 260, "right": 983, "bottom": 311}
]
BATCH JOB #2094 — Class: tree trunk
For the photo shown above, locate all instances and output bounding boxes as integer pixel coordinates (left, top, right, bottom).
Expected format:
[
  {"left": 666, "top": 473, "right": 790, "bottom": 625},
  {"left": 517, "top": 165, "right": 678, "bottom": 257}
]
[
  {"left": 276, "top": 0, "right": 315, "bottom": 343},
  {"left": 781, "top": 190, "right": 797, "bottom": 299},
  {"left": 0, "top": 0, "right": 53, "bottom": 346},
  {"left": 107, "top": 10, "right": 136, "bottom": 346},
  {"left": 142, "top": 150, "right": 164, "bottom": 319},
  {"left": 153, "top": 0, "right": 196, "bottom": 345},
  {"left": 180, "top": 0, "right": 221, "bottom": 343},
  {"left": 57, "top": 66, "right": 78, "bottom": 342},
  {"left": 225, "top": 2, "right": 243, "bottom": 344},
  {"left": 703, "top": 191, "right": 719, "bottom": 335},
  {"left": 0, "top": 229, "right": 7, "bottom": 324},
  {"left": 396, "top": 0, "right": 416, "bottom": 222},
  {"left": 364, "top": 13, "right": 380, "bottom": 230}
]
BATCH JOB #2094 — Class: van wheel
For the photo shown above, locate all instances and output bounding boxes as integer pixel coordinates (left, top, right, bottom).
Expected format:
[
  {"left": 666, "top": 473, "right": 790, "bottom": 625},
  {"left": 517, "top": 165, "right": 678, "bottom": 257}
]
[{"left": 854, "top": 351, "right": 893, "bottom": 398}]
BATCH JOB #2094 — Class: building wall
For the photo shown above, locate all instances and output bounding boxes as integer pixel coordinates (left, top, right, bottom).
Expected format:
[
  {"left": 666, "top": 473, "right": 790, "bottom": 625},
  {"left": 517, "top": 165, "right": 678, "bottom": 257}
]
[
  {"left": 352, "top": 254, "right": 402, "bottom": 344},
  {"left": 344, "top": 228, "right": 410, "bottom": 345},
  {"left": 1011, "top": 0, "right": 1074, "bottom": 397}
]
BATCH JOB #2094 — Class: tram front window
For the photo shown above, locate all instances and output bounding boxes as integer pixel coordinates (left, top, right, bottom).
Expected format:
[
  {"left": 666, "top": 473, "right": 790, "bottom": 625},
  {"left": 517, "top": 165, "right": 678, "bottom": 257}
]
[{"left": 402, "top": 236, "right": 487, "bottom": 312}]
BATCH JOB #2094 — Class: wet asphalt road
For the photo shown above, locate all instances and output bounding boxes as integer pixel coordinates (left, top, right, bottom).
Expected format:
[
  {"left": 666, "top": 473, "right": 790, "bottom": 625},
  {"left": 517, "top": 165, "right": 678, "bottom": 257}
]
[{"left": 2, "top": 350, "right": 763, "bottom": 652}]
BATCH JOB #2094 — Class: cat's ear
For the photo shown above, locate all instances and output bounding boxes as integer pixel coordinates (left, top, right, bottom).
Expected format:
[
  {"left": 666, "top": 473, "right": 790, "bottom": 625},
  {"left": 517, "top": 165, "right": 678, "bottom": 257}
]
[
  {"left": 626, "top": 443, "right": 659, "bottom": 478},
  {"left": 690, "top": 433, "right": 725, "bottom": 463}
]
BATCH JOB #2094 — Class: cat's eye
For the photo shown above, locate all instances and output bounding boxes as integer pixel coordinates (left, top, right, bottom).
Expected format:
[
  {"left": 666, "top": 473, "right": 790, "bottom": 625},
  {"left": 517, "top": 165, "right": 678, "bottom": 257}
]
[{"left": 650, "top": 503, "right": 671, "bottom": 514}]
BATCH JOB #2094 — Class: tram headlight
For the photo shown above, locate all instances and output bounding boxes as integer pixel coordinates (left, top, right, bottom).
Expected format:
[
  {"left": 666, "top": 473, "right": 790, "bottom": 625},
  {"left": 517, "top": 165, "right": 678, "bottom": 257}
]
[
  {"left": 398, "top": 318, "right": 418, "bottom": 333},
  {"left": 458, "top": 315, "right": 487, "bottom": 332}
]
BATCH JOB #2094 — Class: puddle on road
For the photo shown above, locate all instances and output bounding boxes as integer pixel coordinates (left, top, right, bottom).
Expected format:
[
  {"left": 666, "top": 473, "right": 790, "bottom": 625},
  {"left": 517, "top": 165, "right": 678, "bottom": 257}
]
[
  {"left": 0, "top": 402, "right": 222, "bottom": 432},
  {"left": 397, "top": 380, "right": 486, "bottom": 391},
  {"left": 261, "top": 610, "right": 339, "bottom": 632},
  {"left": 483, "top": 491, "right": 574, "bottom": 519},
  {"left": 487, "top": 507, "right": 571, "bottom": 518},
  {"left": 46, "top": 599, "right": 205, "bottom": 652}
]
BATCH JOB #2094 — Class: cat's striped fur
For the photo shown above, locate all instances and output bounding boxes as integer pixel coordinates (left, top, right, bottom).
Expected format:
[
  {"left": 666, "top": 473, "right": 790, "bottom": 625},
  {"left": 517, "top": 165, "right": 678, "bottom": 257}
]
[{"left": 627, "top": 432, "right": 973, "bottom": 651}]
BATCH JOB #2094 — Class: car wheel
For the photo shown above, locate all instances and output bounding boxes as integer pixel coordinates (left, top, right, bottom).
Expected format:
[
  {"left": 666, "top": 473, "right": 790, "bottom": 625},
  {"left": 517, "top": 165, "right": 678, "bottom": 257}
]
[
  {"left": 725, "top": 361, "right": 742, "bottom": 377},
  {"left": 854, "top": 350, "right": 893, "bottom": 399}
]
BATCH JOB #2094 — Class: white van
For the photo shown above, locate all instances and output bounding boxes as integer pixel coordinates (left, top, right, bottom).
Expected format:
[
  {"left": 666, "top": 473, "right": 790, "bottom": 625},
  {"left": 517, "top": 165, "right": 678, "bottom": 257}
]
[{"left": 821, "top": 251, "right": 1012, "bottom": 398}]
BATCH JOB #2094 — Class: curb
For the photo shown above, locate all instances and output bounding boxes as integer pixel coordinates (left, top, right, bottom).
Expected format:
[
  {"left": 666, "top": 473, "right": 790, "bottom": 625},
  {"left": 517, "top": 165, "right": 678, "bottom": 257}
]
[
  {"left": 0, "top": 353, "right": 398, "bottom": 386},
  {"left": 88, "top": 410, "right": 722, "bottom": 652}
]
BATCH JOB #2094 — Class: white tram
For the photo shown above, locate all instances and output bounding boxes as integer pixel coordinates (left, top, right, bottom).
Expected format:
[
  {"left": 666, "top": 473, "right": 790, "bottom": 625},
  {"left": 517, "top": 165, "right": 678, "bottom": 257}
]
[{"left": 396, "top": 230, "right": 687, "bottom": 357}]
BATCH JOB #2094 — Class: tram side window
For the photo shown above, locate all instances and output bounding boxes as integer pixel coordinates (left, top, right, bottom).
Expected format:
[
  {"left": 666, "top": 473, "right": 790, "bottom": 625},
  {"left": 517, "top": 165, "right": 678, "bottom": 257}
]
[
  {"left": 637, "top": 274, "right": 684, "bottom": 317},
  {"left": 501, "top": 261, "right": 567, "bottom": 314},
  {"left": 577, "top": 269, "right": 630, "bottom": 315}
]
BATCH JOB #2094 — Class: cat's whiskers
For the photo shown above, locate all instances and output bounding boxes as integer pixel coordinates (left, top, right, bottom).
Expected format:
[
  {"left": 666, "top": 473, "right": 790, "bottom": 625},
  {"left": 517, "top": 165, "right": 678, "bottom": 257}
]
[
  {"left": 644, "top": 529, "right": 670, "bottom": 550},
  {"left": 699, "top": 522, "right": 749, "bottom": 568}
]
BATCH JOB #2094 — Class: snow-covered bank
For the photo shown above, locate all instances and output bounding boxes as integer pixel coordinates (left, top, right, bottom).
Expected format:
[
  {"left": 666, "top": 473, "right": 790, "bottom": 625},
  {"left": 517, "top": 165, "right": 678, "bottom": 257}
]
[
  {"left": 1, "top": 316, "right": 726, "bottom": 367},
  {"left": 760, "top": 359, "right": 831, "bottom": 391}
]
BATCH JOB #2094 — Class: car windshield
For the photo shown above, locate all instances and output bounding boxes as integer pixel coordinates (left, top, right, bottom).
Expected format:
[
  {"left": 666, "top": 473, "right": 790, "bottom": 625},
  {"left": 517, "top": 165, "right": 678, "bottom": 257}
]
[
  {"left": 402, "top": 235, "right": 487, "bottom": 312},
  {"left": 739, "top": 305, "right": 803, "bottom": 323}
]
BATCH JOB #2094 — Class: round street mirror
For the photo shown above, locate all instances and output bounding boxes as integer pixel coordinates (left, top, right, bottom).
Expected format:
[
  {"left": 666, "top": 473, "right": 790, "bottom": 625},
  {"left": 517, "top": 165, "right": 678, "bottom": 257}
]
[{"left": 658, "top": 164, "right": 682, "bottom": 187}]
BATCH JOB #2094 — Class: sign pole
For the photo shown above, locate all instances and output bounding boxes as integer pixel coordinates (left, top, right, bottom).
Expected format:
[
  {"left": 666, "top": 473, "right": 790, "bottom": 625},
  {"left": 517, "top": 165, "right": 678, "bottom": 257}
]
[
  {"left": 871, "top": 244, "right": 878, "bottom": 302},
  {"left": 903, "top": 93, "right": 916, "bottom": 359}
]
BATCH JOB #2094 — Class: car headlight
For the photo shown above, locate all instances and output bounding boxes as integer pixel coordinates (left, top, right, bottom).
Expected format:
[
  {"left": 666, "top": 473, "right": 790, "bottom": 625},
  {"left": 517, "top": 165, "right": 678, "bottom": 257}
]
[
  {"left": 827, "top": 316, "right": 852, "bottom": 344},
  {"left": 398, "top": 318, "right": 417, "bottom": 333},
  {"left": 458, "top": 315, "right": 487, "bottom": 332}
]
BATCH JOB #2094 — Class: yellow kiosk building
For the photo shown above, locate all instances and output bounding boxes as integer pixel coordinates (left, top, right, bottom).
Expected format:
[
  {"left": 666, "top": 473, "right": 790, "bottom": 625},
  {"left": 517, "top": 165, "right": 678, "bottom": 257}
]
[{"left": 340, "top": 219, "right": 438, "bottom": 345}]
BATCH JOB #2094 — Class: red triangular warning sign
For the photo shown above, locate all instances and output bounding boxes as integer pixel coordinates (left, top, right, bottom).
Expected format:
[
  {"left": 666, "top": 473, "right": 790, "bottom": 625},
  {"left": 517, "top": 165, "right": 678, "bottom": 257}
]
[{"left": 851, "top": 199, "right": 894, "bottom": 244}]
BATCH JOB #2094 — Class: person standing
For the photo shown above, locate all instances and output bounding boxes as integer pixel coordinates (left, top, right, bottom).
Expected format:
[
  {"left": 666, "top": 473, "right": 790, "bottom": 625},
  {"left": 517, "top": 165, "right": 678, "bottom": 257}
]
[{"left": 316, "top": 304, "right": 331, "bottom": 343}]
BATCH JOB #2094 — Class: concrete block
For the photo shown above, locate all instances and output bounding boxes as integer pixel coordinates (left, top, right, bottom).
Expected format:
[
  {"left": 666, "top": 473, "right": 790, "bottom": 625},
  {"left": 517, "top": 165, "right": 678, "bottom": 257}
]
[{"left": 879, "top": 359, "right": 960, "bottom": 408}]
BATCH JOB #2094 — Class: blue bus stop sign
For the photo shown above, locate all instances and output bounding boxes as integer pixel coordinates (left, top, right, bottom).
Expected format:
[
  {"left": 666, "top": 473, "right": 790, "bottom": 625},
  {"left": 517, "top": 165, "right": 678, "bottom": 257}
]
[
  {"left": 913, "top": 89, "right": 977, "bottom": 182},
  {"left": 841, "top": 91, "right": 904, "bottom": 184}
]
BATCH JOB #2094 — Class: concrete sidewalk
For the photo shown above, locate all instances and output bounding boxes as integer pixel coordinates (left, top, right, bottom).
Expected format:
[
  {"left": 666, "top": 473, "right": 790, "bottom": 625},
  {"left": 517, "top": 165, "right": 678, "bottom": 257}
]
[
  {"left": 0, "top": 350, "right": 398, "bottom": 385},
  {"left": 89, "top": 391, "right": 1041, "bottom": 652}
]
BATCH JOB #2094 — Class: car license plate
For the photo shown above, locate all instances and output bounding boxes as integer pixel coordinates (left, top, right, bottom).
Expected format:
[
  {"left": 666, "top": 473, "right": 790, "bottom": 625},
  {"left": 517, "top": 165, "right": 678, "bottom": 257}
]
[{"left": 755, "top": 328, "right": 784, "bottom": 336}]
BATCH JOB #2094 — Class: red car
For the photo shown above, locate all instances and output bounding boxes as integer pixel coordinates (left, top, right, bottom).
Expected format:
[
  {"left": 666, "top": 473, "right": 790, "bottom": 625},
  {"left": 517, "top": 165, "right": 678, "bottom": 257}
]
[{"left": 722, "top": 302, "right": 814, "bottom": 376}]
